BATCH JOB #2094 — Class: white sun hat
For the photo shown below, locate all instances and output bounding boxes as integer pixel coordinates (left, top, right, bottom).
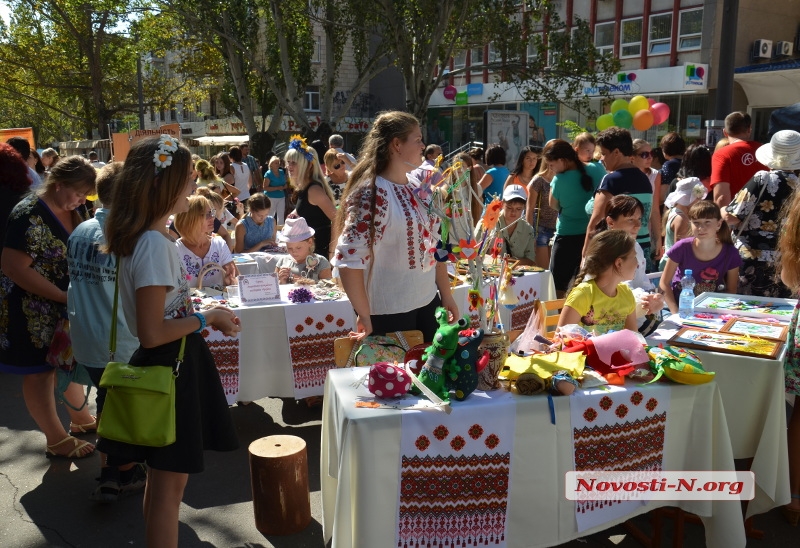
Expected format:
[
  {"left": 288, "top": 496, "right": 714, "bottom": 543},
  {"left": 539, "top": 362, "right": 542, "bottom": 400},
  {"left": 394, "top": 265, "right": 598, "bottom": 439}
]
[{"left": 755, "top": 130, "right": 800, "bottom": 171}]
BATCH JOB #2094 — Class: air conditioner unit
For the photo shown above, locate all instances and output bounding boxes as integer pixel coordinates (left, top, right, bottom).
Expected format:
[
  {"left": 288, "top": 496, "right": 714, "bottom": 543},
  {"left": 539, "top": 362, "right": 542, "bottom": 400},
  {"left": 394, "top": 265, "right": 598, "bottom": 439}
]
[
  {"left": 775, "top": 41, "right": 794, "bottom": 57},
  {"left": 752, "top": 39, "right": 773, "bottom": 60}
]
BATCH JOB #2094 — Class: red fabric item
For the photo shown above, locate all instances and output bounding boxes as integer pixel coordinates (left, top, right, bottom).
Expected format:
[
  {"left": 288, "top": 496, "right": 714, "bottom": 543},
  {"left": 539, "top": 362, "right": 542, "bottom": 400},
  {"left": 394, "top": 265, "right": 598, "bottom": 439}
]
[{"left": 562, "top": 339, "right": 636, "bottom": 377}]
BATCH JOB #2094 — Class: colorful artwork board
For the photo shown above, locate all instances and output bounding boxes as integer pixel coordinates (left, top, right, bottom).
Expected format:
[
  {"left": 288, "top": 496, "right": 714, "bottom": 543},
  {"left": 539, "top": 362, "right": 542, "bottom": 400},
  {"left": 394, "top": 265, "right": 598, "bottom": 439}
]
[
  {"left": 720, "top": 318, "right": 788, "bottom": 342},
  {"left": 693, "top": 292, "right": 796, "bottom": 321},
  {"left": 668, "top": 327, "right": 783, "bottom": 359}
]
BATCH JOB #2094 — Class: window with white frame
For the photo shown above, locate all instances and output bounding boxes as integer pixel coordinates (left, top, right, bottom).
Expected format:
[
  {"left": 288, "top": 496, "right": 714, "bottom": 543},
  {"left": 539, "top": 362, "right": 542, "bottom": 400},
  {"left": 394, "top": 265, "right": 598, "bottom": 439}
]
[
  {"left": 312, "top": 36, "right": 321, "bottom": 63},
  {"left": 303, "top": 87, "right": 320, "bottom": 111},
  {"left": 648, "top": 13, "right": 672, "bottom": 55},
  {"left": 594, "top": 21, "right": 614, "bottom": 56},
  {"left": 548, "top": 31, "right": 564, "bottom": 67},
  {"left": 453, "top": 50, "right": 466, "bottom": 71},
  {"left": 621, "top": 17, "right": 643, "bottom": 57},
  {"left": 488, "top": 42, "right": 502, "bottom": 67},
  {"left": 470, "top": 47, "right": 485, "bottom": 74},
  {"left": 678, "top": 8, "right": 702, "bottom": 51}
]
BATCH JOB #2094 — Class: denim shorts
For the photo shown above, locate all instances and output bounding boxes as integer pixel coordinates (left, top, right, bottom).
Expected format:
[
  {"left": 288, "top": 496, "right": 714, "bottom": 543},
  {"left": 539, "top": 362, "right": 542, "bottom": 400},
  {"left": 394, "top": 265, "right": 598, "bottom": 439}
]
[{"left": 535, "top": 226, "right": 555, "bottom": 247}]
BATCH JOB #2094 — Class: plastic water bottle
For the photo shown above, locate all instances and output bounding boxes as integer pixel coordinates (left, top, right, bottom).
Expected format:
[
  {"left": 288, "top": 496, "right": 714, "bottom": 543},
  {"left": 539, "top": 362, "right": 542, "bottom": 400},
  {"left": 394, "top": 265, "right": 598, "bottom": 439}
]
[{"left": 678, "top": 269, "right": 696, "bottom": 319}]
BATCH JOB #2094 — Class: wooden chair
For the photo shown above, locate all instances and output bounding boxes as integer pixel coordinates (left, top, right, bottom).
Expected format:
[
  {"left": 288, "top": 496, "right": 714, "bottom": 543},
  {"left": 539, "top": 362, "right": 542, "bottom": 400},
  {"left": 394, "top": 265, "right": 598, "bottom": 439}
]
[
  {"left": 334, "top": 330, "right": 424, "bottom": 367},
  {"left": 536, "top": 298, "right": 566, "bottom": 338}
]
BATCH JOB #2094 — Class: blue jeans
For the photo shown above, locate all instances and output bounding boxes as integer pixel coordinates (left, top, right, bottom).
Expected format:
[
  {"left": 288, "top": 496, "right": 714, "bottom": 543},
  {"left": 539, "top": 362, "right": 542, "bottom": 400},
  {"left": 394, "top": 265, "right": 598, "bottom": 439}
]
[{"left": 535, "top": 225, "right": 555, "bottom": 247}]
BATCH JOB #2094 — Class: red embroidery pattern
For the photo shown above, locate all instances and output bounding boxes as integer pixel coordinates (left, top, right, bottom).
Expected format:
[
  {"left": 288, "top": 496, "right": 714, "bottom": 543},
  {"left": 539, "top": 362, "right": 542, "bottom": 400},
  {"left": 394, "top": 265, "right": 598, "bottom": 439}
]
[
  {"left": 484, "top": 434, "right": 500, "bottom": 450},
  {"left": 394, "top": 185, "right": 423, "bottom": 270},
  {"left": 468, "top": 424, "right": 484, "bottom": 440},
  {"left": 415, "top": 435, "right": 430, "bottom": 451},
  {"left": 646, "top": 397, "right": 659, "bottom": 412},
  {"left": 204, "top": 326, "right": 240, "bottom": 404},
  {"left": 574, "top": 413, "right": 666, "bottom": 470},
  {"left": 630, "top": 391, "right": 644, "bottom": 405},
  {"left": 399, "top": 453, "right": 510, "bottom": 547},
  {"left": 583, "top": 407, "right": 598, "bottom": 422},
  {"left": 433, "top": 425, "right": 449, "bottom": 441},
  {"left": 599, "top": 396, "right": 613, "bottom": 410},
  {"left": 615, "top": 404, "right": 629, "bottom": 418},
  {"left": 288, "top": 321, "right": 351, "bottom": 394},
  {"left": 450, "top": 435, "right": 466, "bottom": 452},
  {"left": 335, "top": 184, "right": 389, "bottom": 264}
]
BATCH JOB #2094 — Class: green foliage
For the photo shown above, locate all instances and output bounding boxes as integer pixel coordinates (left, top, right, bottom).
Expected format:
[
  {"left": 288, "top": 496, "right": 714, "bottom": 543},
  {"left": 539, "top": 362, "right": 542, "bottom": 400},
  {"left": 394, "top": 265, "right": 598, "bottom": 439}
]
[{"left": 556, "top": 120, "right": 588, "bottom": 141}]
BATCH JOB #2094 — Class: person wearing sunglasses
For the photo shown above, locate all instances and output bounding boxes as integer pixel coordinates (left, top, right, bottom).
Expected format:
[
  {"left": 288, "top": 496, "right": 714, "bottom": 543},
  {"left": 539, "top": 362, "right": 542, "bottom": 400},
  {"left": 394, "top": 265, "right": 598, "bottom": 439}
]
[
  {"left": 324, "top": 149, "right": 349, "bottom": 206},
  {"left": 175, "top": 195, "right": 238, "bottom": 289},
  {"left": 632, "top": 139, "right": 663, "bottom": 269}
]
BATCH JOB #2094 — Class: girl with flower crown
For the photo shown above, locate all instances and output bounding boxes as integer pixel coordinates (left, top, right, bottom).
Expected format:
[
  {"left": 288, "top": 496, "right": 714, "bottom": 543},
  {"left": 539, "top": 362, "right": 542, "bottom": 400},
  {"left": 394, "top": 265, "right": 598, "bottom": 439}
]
[
  {"left": 286, "top": 135, "right": 336, "bottom": 258},
  {"left": 99, "top": 135, "right": 240, "bottom": 548}
]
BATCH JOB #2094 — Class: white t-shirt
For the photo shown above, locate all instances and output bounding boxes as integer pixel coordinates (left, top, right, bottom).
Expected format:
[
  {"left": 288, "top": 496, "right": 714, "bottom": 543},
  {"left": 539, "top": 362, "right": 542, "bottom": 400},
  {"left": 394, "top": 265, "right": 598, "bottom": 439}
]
[
  {"left": 332, "top": 175, "right": 438, "bottom": 315},
  {"left": 120, "top": 231, "right": 193, "bottom": 337},
  {"left": 231, "top": 162, "right": 251, "bottom": 201},
  {"left": 176, "top": 236, "right": 233, "bottom": 289}
]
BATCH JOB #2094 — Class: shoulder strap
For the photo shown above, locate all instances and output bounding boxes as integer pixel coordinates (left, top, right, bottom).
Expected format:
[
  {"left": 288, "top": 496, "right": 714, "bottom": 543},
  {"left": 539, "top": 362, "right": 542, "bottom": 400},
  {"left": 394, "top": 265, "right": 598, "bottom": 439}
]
[{"left": 734, "top": 172, "right": 768, "bottom": 241}]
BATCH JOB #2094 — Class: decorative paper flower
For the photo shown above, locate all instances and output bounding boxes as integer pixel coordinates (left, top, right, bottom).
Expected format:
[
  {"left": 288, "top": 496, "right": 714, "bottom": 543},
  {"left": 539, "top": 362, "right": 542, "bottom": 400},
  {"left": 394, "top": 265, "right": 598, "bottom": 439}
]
[
  {"left": 459, "top": 238, "right": 478, "bottom": 260},
  {"left": 288, "top": 134, "right": 313, "bottom": 161},
  {"left": 158, "top": 134, "right": 178, "bottom": 152},
  {"left": 490, "top": 237, "right": 504, "bottom": 260},
  {"left": 481, "top": 198, "right": 503, "bottom": 230},
  {"left": 691, "top": 183, "right": 706, "bottom": 200},
  {"left": 288, "top": 287, "right": 314, "bottom": 303}
]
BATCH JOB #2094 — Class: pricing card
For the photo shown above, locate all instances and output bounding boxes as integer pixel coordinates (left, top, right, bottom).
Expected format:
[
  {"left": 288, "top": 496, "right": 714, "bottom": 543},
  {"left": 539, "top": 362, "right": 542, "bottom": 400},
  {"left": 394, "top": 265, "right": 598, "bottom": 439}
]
[{"left": 238, "top": 273, "right": 281, "bottom": 305}]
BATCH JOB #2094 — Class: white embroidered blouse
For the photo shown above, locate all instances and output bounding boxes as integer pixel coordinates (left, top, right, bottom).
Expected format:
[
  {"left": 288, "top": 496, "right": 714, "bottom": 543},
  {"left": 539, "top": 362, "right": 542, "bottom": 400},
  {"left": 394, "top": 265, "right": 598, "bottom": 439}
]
[{"left": 332, "top": 175, "right": 439, "bottom": 315}]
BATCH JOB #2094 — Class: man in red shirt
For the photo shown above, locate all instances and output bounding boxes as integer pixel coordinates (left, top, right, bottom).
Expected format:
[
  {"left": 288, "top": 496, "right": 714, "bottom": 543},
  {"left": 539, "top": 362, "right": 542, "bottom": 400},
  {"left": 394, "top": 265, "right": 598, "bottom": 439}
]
[{"left": 710, "top": 111, "right": 765, "bottom": 208}]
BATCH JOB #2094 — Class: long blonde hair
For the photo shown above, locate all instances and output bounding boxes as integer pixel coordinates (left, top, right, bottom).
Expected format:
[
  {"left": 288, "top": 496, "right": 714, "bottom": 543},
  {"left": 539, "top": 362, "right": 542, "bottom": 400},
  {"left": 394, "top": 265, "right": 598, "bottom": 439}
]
[
  {"left": 777, "top": 187, "right": 800, "bottom": 291},
  {"left": 105, "top": 137, "right": 192, "bottom": 257},
  {"left": 174, "top": 195, "right": 212, "bottom": 247},
  {"left": 286, "top": 146, "right": 333, "bottom": 202}
]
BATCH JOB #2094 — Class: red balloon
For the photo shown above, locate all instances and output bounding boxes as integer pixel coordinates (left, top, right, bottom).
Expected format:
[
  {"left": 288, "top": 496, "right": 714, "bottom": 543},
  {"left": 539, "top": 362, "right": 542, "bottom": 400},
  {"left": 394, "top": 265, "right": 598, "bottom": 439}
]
[
  {"left": 633, "top": 109, "right": 654, "bottom": 131},
  {"left": 650, "top": 102, "right": 670, "bottom": 125},
  {"left": 647, "top": 98, "right": 656, "bottom": 107}
]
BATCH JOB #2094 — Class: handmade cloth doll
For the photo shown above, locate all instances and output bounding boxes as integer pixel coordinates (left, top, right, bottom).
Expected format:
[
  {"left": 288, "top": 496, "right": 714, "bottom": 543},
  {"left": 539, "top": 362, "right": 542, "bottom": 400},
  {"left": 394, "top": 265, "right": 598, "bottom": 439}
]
[
  {"left": 412, "top": 308, "right": 469, "bottom": 401},
  {"left": 446, "top": 328, "right": 489, "bottom": 401}
]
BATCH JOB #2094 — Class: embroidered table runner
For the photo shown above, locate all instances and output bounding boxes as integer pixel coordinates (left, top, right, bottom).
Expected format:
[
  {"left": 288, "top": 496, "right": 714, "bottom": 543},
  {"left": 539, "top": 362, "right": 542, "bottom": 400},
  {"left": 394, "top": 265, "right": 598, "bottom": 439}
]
[
  {"left": 398, "top": 391, "right": 517, "bottom": 548},
  {"left": 283, "top": 300, "right": 355, "bottom": 399},
  {"left": 204, "top": 325, "right": 240, "bottom": 405},
  {"left": 570, "top": 385, "right": 670, "bottom": 532},
  {"left": 459, "top": 272, "right": 544, "bottom": 330}
]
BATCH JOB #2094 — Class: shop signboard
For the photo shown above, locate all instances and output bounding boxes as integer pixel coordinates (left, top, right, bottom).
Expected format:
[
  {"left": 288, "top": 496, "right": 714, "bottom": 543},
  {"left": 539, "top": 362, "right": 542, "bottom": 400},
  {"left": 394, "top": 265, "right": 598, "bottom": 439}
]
[{"left": 483, "top": 110, "right": 529, "bottom": 163}]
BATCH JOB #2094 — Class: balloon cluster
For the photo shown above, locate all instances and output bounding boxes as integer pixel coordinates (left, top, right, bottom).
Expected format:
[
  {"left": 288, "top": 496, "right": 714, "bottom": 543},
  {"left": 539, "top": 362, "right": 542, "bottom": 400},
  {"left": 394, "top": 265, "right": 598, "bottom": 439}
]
[{"left": 596, "top": 95, "right": 671, "bottom": 132}]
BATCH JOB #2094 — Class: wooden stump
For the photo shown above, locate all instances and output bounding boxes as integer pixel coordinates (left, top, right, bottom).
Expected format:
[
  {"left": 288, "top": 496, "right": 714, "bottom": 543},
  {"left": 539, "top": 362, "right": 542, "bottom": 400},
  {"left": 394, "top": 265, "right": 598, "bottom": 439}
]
[{"left": 249, "top": 435, "right": 311, "bottom": 535}]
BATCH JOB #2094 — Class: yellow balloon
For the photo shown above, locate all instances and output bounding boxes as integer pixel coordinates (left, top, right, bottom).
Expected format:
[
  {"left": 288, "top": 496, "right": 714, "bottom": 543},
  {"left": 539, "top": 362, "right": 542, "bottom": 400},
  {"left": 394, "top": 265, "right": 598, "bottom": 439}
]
[{"left": 628, "top": 95, "right": 649, "bottom": 114}]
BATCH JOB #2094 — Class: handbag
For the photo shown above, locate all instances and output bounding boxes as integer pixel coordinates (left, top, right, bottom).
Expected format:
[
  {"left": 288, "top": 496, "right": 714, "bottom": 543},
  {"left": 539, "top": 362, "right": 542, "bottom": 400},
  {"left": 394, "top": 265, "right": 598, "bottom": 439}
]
[
  {"left": 48, "top": 315, "right": 92, "bottom": 411},
  {"left": 96, "top": 260, "right": 184, "bottom": 447},
  {"left": 347, "top": 332, "right": 410, "bottom": 368}
]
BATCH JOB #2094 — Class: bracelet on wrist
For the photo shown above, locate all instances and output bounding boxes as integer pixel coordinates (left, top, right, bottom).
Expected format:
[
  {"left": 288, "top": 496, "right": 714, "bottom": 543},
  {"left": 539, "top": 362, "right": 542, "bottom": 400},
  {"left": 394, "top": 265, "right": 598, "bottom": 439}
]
[{"left": 192, "top": 312, "right": 206, "bottom": 333}]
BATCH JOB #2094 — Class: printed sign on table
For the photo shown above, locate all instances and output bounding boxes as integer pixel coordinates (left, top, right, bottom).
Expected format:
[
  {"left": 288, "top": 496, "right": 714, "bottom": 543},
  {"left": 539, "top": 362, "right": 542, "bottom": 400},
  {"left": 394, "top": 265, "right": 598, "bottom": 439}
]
[{"left": 239, "top": 273, "right": 281, "bottom": 305}]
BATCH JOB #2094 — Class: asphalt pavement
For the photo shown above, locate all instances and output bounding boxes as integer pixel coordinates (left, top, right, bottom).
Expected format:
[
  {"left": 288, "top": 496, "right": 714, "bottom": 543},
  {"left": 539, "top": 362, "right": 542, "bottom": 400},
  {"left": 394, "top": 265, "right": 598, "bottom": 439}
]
[{"left": 0, "top": 372, "right": 796, "bottom": 547}]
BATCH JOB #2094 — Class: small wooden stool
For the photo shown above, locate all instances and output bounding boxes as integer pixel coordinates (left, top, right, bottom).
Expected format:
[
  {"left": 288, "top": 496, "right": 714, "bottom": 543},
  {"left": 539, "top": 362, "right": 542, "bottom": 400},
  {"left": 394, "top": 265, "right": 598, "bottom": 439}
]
[{"left": 249, "top": 435, "right": 312, "bottom": 535}]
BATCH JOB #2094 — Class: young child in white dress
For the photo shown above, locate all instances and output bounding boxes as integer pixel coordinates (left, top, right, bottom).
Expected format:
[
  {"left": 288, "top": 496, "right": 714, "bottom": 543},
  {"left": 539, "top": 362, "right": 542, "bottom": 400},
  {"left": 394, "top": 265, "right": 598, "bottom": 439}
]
[{"left": 274, "top": 217, "right": 332, "bottom": 283}]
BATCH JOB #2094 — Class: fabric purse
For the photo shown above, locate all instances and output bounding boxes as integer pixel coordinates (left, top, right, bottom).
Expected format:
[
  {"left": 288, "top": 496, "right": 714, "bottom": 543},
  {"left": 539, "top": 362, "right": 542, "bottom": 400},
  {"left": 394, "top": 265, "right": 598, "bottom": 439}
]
[
  {"left": 347, "top": 333, "right": 410, "bottom": 368},
  {"left": 96, "top": 260, "right": 183, "bottom": 447},
  {"left": 47, "top": 315, "right": 92, "bottom": 410},
  {"left": 367, "top": 362, "right": 412, "bottom": 398},
  {"left": 646, "top": 345, "right": 715, "bottom": 385}
]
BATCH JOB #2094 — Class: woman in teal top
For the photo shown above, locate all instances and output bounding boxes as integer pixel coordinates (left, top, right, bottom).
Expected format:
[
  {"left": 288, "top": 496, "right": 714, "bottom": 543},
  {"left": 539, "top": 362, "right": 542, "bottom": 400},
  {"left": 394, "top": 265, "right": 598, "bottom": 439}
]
[
  {"left": 546, "top": 139, "right": 607, "bottom": 297},
  {"left": 264, "top": 156, "right": 288, "bottom": 224},
  {"left": 478, "top": 144, "right": 509, "bottom": 204}
]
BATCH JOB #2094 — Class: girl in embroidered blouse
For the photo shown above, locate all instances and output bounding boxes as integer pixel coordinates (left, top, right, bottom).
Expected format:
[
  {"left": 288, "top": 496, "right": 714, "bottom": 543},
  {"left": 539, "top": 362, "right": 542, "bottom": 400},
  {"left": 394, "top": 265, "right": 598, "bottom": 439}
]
[
  {"left": 332, "top": 111, "right": 459, "bottom": 341},
  {"left": 776, "top": 188, "right": 800, "bottom": 525},
  {"left": 175, "top": 195, "right": 237, "bottom": 289},
  {"left": 234, "top": 193, "right": 276, "bottom": 253},
  {"left": 99, "top": 136, "right": 240, "bottom": 548},
  {"left": 558, "top": 229, "right": 639, "bottom": 334}
]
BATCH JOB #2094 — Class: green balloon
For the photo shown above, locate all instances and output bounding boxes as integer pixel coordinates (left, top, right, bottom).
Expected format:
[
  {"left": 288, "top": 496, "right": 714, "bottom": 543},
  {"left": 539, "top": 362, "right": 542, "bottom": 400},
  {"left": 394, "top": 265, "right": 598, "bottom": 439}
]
[
  {"left": 596, "top": 113, "right": 614, "bottom": 131},
  {"left": 610, "top": 99, "right": 629, "bottom": 113},
  {"left": 613, "top": 109, "right": 633, "bottom": 129}
]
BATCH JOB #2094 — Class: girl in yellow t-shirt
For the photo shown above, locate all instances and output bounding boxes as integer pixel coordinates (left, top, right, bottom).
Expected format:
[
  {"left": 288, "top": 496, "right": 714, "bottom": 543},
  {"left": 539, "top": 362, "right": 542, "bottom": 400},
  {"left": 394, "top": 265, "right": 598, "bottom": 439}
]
[{"left": 558, "top": 229, "right": 639, "bottom": 334}]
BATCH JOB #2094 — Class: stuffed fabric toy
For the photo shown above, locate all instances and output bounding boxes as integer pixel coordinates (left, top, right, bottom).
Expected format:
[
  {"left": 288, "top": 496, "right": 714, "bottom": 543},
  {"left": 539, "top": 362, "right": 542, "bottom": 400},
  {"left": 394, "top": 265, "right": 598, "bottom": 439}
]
[
  {"left": 447, "top": 328, "right": 489, "bottom": 401},
  {"left": 412, "top": 308, "right": 469, "bottom": 401}
]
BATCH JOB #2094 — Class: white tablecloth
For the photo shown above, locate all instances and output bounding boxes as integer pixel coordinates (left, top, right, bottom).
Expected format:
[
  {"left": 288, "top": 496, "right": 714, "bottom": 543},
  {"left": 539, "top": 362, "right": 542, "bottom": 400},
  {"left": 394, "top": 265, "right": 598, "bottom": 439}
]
[
  {"left": 322, "top": 368, "right": 747, "bottom": 548},
  {"left": 648, "top": 318, "right": 790, "bottom": 518}
]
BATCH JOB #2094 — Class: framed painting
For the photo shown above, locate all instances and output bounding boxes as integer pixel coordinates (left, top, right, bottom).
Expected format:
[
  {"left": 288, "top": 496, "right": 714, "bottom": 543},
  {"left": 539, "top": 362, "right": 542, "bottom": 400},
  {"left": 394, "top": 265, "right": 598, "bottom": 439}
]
[
  {"left": 720, "top": 318, "right": 788, "bottom": 342},
  {"left": 693, "top": 292, "right": 796, "bottom": 321},
  {"left": 668, "top": 327, "right": 783, "bottom": 359}
]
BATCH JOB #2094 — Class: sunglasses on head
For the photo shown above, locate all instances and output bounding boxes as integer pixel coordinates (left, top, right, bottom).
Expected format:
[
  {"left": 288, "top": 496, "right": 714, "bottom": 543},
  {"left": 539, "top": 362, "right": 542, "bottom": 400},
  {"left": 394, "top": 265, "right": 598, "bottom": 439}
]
[
  {"left": 205, "top": 209, "right": 216, "bottom": 219},
  {"left": 638, "top": 151, "right": 652, "bottom": 159}
]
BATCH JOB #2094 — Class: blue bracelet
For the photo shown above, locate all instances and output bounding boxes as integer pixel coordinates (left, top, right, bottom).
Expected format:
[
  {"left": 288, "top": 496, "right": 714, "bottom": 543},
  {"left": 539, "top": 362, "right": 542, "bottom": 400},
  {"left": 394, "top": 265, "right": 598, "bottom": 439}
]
[{"left": 192, "top": 312, "right": 206, "bottom": 333}]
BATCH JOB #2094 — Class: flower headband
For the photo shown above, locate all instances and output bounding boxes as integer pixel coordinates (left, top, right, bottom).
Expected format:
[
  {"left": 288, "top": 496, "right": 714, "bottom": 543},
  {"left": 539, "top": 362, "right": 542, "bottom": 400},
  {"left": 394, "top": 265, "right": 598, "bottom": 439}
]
[
  {"left": 288, "top": 134, "right": 313, "bottom": 162},
  {"left": 153, "top": 134, "right": 179, "bottom": 174}
]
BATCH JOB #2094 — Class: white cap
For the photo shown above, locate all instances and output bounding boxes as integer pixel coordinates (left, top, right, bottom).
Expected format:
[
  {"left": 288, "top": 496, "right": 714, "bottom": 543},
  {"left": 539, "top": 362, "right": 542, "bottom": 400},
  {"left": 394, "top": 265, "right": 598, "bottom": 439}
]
[{"left": 502, "top": 184, "right": 527, "bottom": 202}]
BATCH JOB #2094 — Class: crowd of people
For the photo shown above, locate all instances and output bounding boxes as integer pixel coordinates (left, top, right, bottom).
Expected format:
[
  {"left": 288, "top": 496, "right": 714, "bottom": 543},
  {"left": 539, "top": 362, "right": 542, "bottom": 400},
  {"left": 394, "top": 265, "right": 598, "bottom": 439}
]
[{"left": 4, "top": 108, "right": 800, "bottom": 545}]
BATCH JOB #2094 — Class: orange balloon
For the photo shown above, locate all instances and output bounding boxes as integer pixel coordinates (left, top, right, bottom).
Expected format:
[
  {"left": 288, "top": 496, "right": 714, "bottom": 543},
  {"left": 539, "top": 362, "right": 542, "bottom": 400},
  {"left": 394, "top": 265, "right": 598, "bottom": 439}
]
[{"left": 633, "top": 109, "right": 654, "bottom": 132}]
